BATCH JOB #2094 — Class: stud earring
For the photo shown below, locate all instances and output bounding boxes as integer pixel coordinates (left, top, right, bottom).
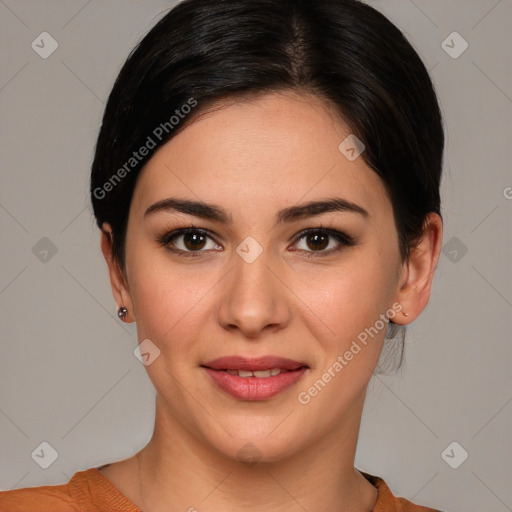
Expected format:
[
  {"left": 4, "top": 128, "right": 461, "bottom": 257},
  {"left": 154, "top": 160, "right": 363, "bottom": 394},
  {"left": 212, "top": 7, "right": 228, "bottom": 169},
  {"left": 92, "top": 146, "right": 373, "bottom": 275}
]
[
  {"left": 118, "top": 306, "right": 128, "bottom": 320},
  {"left": 403, "top": 312, "right": 409, "bottom": 317}
]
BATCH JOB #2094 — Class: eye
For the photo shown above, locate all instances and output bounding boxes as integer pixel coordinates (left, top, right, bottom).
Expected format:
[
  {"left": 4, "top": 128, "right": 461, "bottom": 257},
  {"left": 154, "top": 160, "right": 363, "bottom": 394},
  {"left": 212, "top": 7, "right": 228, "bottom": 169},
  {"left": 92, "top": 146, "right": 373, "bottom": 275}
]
[
  {"left": 157, "top": 225, "right": 356, "bottom": 259},
  {"left": 158, "top": 227, "right": 222, "bottom": 257},
  {"left": 290, "top": 228, "right": 355, "bottom": 258}
]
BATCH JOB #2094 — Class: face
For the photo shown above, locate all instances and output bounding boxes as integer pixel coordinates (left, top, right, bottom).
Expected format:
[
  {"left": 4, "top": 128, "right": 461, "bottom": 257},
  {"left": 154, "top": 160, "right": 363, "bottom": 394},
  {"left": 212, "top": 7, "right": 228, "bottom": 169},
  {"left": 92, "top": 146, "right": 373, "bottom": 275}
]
[{"left": 105, "top": 91, "right": 419, "bottom": 462}]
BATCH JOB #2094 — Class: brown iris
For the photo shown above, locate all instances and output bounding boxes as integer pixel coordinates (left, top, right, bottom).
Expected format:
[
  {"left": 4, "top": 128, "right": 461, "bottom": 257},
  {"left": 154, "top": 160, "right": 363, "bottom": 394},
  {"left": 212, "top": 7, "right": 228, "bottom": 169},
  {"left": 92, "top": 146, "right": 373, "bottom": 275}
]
[
  {"left": 183, "top": 232, "right": 207, "bottom": 251},
  {"left": 305, "top": 232, "right": 329, "bottom": 251}
]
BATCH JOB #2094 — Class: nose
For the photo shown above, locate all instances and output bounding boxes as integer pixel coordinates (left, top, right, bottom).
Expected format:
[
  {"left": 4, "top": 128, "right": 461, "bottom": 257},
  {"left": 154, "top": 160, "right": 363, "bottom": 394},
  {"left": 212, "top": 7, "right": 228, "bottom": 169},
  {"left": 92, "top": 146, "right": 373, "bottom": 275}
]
[{"left": 217, "top": 246, "right": 291, "bottom": 339}]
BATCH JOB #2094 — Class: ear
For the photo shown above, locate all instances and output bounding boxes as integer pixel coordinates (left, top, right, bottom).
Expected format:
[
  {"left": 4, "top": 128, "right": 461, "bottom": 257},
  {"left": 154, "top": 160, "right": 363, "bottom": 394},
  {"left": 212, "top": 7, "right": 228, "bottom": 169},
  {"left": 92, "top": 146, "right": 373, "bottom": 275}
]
[
  {"left": 100, "top": 222, "right": 135, "bottom": 323},
  {"left": 392, "top": 213, "right": 443, "bottom": 324}
]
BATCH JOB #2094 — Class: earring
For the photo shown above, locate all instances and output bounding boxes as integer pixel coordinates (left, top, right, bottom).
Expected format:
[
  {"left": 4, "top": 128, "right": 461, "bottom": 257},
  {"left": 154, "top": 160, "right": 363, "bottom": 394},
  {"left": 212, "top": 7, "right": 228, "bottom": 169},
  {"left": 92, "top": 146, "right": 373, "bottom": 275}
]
[
  {"left": 117, "top": 306, "right": 128, "bottom": 320},
  {"left": 403, "top": 312, "right": 409, "bottom": 317}
]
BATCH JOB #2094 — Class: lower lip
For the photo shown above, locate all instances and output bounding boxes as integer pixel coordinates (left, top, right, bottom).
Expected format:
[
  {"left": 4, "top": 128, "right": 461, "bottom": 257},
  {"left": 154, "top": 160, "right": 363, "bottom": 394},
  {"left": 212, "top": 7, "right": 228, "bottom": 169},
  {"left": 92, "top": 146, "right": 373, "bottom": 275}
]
[{"left": 203, "top": 367, "right": 308, "bottom": 401}]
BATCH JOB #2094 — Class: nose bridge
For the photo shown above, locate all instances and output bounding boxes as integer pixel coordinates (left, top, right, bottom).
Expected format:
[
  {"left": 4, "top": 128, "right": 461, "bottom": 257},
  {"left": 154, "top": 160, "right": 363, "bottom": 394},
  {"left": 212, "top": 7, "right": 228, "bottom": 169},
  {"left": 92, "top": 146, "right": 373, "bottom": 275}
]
[
  {"left": 217, "top": 238, "right": 289, "bottom": 336},
  {"left": 234, "top": 244, "right": 273, "bottom": 295},
  {"left": 231, "top": 238, "right": 277, "bottom": 305}
]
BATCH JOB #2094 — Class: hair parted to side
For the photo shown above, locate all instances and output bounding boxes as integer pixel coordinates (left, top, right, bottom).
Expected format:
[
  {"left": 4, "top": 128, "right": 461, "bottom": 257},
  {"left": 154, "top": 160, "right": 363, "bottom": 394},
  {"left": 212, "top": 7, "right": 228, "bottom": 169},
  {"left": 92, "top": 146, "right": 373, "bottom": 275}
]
[{"left": 90, "top": 0, "right": 444, "bottom": 364}]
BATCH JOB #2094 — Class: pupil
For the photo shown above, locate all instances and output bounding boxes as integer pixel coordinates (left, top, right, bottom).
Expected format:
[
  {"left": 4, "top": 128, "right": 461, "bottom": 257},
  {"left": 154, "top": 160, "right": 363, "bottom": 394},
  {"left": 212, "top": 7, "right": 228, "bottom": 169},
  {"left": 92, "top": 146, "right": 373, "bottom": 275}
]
[
  {"left": 184, "top": 233, "right": 205, "bottom": 250},
  {"left": 308, "top": 233, "right": 328, "bottom": 251}
]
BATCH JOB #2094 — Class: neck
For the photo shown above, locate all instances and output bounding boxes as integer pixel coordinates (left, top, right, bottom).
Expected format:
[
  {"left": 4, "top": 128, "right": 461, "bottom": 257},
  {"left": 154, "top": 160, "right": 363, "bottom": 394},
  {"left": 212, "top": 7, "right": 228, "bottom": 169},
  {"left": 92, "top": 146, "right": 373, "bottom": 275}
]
[{"left": 134, "top": 393, "right": 378, "bottom": 512}]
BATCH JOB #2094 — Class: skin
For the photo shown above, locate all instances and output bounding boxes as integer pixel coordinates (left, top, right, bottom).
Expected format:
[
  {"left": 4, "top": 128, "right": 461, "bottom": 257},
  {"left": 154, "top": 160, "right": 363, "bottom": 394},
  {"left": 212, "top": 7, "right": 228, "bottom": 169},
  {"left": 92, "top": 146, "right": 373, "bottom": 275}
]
[{"left": 99, "top": 91, "right": 442, "bottom": 512}]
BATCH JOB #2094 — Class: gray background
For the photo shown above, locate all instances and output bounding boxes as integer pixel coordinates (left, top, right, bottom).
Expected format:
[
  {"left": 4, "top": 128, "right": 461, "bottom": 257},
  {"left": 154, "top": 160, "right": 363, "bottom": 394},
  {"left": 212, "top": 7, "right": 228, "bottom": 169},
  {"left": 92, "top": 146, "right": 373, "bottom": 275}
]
[{"left": 0, "top": 1, "right": 511, "bottom": 510}]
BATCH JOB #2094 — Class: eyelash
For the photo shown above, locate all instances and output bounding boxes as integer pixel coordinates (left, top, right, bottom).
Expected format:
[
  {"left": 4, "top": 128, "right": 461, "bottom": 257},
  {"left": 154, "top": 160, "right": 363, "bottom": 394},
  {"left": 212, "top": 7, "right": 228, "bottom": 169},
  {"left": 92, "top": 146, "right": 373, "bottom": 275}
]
[{"left": 156, "top": 224, "right": 356, "bottom": 259}]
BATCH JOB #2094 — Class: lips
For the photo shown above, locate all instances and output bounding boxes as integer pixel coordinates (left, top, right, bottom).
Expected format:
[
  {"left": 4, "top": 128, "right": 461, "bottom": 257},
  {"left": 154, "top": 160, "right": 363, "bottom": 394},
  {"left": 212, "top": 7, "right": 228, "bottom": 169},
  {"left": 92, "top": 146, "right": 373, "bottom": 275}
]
[
  {"left": 201, "top": 355, "right": 309, "bottom": 400},
  {"left": 202, "top": 355, "right": 307, "bottom": 372}
]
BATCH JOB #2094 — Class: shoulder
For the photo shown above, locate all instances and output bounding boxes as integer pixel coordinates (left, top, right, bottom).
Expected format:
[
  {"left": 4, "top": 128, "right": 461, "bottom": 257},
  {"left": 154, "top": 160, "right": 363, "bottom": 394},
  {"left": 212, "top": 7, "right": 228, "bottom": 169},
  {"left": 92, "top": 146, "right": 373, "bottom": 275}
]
[
  {"left": 360, "top": 471, "right": 444, "bottom": 512},
  {"left": 0, "top": 467, "right": 139, "bottom": 512},
  {"left": 0, "top": 480, "right": 76, "bottom": 512}
]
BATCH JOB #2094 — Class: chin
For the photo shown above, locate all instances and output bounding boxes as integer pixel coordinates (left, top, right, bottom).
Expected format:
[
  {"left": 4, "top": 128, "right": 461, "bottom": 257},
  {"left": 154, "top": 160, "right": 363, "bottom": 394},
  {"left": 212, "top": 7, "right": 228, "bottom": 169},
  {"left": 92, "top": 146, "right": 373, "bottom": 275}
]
[{"left": 201, "top": 422, "right": 306, "bottom": 466}]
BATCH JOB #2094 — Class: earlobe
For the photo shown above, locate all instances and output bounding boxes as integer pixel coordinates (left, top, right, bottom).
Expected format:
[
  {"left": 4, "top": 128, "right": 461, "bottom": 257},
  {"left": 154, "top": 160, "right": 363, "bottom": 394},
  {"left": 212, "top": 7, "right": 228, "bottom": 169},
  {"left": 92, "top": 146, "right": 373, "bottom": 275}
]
[
  {"left": 392, "top": 213, "right": 443, "bottom": 324},
  {"left": 100, "top": 223, "right": 135, "bottom": 323}
]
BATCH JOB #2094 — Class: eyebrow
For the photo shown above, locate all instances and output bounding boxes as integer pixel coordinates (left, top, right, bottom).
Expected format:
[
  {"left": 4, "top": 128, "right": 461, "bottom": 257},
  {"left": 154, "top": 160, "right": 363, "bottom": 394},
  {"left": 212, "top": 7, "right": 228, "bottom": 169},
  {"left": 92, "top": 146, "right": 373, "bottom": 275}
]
[{"left": 144, "top": 196, "right": 369, "bottom": 225}]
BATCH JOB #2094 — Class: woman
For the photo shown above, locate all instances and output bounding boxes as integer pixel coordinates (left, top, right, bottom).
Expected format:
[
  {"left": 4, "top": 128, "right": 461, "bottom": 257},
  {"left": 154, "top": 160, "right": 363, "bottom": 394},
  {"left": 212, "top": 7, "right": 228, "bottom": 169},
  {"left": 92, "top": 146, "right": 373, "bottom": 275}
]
[{"left": 0, "top": 0, "right": 445, "bottom": 510}]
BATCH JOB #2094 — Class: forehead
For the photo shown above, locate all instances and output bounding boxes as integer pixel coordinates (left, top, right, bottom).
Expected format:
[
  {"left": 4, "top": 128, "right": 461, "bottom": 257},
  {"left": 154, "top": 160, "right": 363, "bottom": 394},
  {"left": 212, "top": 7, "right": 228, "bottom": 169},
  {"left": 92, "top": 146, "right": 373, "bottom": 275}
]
[{"left": 131, "top": 91, "right": 392, "bottom": 222}]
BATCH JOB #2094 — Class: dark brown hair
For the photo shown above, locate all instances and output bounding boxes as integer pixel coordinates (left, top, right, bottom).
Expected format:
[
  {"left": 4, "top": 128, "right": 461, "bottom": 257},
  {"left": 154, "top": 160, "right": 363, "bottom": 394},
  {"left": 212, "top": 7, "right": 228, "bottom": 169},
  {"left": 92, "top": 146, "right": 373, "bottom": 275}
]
[{"left": 90, "top": 0, "right": 444, "bottom": 274}]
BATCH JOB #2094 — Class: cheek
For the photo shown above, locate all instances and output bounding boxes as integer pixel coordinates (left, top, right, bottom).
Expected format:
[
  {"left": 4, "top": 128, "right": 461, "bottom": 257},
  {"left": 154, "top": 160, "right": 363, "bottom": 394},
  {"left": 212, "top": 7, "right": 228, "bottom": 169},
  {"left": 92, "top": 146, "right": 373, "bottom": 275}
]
[
  {"left": 290, "top": 258, "right": 397, "bottom": 411},
  {"left": 291, "top": 250, "right": 397, "bottom": 344},
  {"left": 128, "top": 249, "right": 217, "bottom": 348}
]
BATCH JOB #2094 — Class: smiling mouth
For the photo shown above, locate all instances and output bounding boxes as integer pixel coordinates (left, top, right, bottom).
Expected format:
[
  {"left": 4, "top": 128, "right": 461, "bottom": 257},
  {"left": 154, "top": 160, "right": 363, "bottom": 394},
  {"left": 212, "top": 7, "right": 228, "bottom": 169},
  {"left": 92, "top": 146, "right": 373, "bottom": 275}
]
[
  {"left": 200, "top": 355, "right": 309, "bottom": 400},
  {"left": 200, "top": 364, "right": 309, "bottom": 401},
  {"left": 209, "top": 368, "right": 304, "bottom": 378},
  {"left": 201, "top": 355, "right": 308, "bottom": 372}
]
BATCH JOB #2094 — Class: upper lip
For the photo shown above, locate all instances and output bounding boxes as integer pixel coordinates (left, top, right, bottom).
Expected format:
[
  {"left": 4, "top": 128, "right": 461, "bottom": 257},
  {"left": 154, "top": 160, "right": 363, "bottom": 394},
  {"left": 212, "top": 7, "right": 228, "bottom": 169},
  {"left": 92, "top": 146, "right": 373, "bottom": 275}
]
[{"left": 202, "top": 356, "right": 308, "bottom": 371}]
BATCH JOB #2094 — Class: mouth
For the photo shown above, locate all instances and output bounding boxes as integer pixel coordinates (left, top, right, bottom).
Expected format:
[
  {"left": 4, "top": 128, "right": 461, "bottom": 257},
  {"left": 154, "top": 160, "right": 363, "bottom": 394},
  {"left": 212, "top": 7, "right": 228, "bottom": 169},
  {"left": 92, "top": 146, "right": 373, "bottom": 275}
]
[
  {"left": 220, "top": 368, "right": 294, "bottom": 377},
  {"left": 201, "top": 356, "right": 309, "bottom": 400}
]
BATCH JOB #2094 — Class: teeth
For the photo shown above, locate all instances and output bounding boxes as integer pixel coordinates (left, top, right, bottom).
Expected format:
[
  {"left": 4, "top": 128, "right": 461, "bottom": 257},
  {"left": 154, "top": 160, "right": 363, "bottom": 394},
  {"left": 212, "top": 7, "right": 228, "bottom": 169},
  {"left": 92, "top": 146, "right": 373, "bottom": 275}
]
[
  {"left": 224, "top": 368, "right": 285, "bottom": 377},
  {"left": 253, "top": 369, "right": 271, "bottom": 378}
]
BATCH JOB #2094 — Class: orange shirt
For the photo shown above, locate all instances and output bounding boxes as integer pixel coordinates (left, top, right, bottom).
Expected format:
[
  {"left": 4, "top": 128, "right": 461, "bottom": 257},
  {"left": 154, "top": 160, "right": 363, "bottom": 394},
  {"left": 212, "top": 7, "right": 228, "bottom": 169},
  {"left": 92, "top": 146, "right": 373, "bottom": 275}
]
[{"left": 0, "top": 467, "right": 442, "bottom": 511}]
